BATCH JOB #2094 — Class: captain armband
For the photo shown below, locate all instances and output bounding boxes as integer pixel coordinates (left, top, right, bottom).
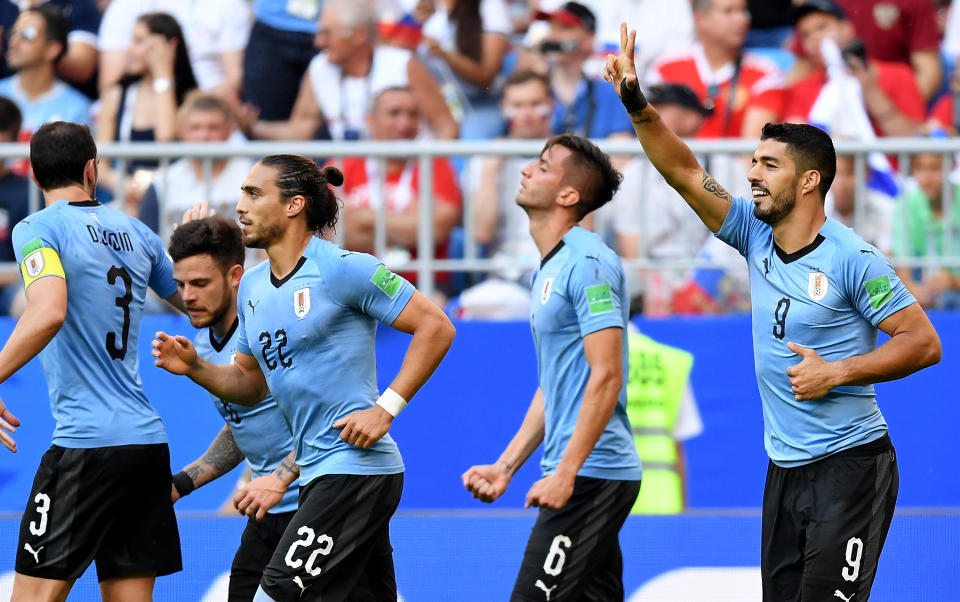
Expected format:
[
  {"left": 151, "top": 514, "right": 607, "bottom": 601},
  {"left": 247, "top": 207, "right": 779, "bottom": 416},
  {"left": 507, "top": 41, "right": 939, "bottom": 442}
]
[{"left": 19, "top": 238, "right": 64, "bottom": 289}]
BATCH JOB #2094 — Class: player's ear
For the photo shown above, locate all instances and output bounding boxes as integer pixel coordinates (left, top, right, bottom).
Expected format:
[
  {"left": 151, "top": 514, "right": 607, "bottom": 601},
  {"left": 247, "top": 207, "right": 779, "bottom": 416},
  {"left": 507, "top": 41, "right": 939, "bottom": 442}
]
[
  {"left": 228, "top": 264, "right": 243, "bottom": 288},
  {"left": 800, "top": 169, "right": 820, "bottom": 196},
  {"left": 556, "top": 185, "right": 580, "bottom": 210},
  {"left": 286, "top": 194, "right": 307, "bottom": 219},
  {"left": 84, "top": 158, "right": 97, "bottom": 191}
]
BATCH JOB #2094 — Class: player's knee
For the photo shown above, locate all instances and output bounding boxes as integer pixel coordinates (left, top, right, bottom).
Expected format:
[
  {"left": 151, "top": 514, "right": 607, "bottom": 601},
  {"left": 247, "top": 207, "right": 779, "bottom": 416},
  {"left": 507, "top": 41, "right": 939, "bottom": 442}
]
[{"left": 11, "top": 572, "right": 71, "bottom": 602}]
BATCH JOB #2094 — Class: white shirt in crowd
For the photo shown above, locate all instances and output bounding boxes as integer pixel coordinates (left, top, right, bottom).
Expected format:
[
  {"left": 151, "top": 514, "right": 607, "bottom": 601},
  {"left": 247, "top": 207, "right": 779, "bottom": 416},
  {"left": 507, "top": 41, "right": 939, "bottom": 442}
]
[{"left": 98, "top": 0, "right": 252, "bottom": 91}]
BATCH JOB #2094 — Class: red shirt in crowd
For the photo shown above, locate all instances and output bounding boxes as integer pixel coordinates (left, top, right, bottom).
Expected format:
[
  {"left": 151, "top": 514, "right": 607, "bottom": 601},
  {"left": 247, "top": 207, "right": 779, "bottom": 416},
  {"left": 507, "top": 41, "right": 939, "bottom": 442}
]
[
  {"left": 782, "top": 60, "right": 924, "bottom": 136},
  {"left": 335, "top": 156, "right": 461, "bottom": 284},
  {"left": 646, "top": 44, "right": 786, "bottom": 138},
  {"left": 835, "top": 0, "right": 939, "bottom": 64}
]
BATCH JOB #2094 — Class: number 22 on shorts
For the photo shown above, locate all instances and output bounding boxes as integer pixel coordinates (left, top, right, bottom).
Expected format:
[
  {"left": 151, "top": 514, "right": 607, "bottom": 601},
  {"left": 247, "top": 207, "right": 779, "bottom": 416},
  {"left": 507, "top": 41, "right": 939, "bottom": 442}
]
[{"left": 285, "top": 526, "right": 334, "bottom": 578}]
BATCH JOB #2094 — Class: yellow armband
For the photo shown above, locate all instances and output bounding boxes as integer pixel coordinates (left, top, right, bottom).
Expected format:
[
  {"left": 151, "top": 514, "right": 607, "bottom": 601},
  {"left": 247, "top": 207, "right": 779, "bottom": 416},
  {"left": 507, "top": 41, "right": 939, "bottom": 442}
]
[{"left": 20, "top": 238, "right": 65, "bottom": 289}]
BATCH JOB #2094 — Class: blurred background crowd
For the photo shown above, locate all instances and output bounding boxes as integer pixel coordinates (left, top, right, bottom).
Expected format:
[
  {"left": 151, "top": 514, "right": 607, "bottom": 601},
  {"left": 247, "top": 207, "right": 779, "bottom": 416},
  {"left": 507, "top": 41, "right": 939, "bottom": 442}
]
[{"left": 0, "top": 0, "right": 957, "bottom": 318}]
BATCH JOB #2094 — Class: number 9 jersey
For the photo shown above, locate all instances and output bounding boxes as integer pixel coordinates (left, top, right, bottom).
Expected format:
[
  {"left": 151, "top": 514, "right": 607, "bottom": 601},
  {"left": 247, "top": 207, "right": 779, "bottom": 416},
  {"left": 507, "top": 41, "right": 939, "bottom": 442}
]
[{"left": 12, "top": 200, "right": 177, "bottom": 448}]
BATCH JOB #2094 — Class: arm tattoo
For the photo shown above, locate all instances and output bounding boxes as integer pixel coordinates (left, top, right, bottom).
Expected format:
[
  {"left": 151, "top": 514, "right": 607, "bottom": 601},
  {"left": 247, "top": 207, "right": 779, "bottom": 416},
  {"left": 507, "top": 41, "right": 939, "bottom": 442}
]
[
  {"left": 184, "top": 465, "right": 202, "bottom": 483},
  {"left": 201, "top": 427, "right": 245, "bottom": 474},
  {"left": 630, "top": 113, "right": 653, "bottom": 125},
  {"left": 273, "top": 450, "right": 300, "bottom": 482},
  {"left": 702, "top": 172, "right": 732, "bottom": 202}
]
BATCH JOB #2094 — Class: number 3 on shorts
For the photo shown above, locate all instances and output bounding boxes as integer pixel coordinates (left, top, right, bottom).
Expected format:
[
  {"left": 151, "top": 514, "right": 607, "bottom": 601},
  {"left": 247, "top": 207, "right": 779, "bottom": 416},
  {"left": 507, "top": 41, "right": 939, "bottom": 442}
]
[
  {"left": 841, "top": 537, "right": 863, "bottom": 582},
  {"left": 29, "top": 492, "right": 51, "bottom": 537},
  {"left": 543, "top": 534, "right": 572, "bottom": 576}
]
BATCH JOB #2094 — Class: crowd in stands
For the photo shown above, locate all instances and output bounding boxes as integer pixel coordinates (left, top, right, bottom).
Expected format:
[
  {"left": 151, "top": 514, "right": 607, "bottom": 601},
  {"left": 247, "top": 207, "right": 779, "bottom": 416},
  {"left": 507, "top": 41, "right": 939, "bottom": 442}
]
[{"left": 0, "top": 0, "right": 958, "bottom": 316}]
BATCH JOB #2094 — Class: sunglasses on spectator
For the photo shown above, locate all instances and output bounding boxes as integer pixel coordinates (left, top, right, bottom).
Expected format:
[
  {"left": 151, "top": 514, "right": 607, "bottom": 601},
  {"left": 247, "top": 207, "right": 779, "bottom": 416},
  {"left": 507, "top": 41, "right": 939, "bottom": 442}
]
[{"left": 10, "top": 26, "right": 40, "bottom": 42}]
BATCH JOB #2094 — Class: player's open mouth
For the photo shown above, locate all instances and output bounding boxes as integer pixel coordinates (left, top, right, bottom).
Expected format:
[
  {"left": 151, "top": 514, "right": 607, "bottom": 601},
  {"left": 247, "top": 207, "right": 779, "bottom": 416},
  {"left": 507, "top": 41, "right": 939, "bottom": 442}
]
[{"left": 752, "top": 188, "right": 769, "bottom": 201}]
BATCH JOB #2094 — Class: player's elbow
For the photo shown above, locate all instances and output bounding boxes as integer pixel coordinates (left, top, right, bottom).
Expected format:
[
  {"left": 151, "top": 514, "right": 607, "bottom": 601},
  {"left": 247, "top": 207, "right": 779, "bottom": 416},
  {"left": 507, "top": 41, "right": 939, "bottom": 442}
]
[{"left": 917, "top": 330, "right": 942, "bottom": 369}]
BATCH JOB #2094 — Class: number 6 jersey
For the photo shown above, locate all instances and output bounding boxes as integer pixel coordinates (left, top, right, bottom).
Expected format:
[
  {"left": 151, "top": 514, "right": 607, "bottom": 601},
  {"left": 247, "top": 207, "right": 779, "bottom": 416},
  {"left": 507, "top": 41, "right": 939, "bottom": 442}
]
[
  {"left": 716, "top": 196, "right": 915, "bottom": 467},
  {"left": 12, "top": 200, "right": 177, "bottom": 448}
]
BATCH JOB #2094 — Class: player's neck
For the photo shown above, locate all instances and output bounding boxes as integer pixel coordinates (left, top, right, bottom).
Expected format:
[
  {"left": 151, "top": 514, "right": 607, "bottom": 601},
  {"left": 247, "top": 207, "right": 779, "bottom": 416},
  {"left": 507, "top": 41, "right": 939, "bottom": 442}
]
[
  {"left": 528, "top": 210, "right": 576, "bottom": 258},
  {"left": 41, "top": 184, "right": 94, "bottom": 206},
  {"left": 772, "top": 205, "right": 827, "bottom": 254},
  {"left": 211, "top": 302, "right": 238, "bottom": 340},
  {"left": 16, "top": 65, "right": 55, "bottom": 100},
  {"left": 342, "top": 46, "right": 373, "bottom": 78},
  {"left": 266, "top": 227, "right": 313, "bottom": 281},
  {"left": 551, "top": 65, "right": 583, "bottom": 105}
]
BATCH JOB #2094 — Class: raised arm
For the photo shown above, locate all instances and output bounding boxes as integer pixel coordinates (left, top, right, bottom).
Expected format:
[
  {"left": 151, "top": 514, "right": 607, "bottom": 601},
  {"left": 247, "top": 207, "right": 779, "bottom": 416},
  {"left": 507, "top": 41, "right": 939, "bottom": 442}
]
[
  {"left": 152, "top": 333, "right": 268, "bottom": 406},
  {"left": 604, "top": 23, "right": 731, "bottom": 233},
  {"left": 462, "top": 388, "right": 546, "bottom": 503},
  {"left": 171, "top": 424, "right": 246, "bottom": 502}
]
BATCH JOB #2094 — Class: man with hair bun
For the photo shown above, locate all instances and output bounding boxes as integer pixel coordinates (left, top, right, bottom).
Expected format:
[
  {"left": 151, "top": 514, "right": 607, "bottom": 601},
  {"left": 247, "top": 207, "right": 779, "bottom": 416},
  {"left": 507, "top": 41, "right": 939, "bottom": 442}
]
[{"left": 153, "top": 156, "right": 456, "bottom": 601}]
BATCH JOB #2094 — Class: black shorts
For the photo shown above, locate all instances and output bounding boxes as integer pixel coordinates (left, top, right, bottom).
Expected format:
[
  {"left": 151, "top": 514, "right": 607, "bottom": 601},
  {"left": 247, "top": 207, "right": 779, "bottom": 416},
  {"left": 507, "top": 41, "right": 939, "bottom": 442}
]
[
  {"left": 15, "top": 443, "right": 182, "bottom": 582},
  {"left": 260, "top": 472, "right": 403, "bottom": 602},
  {"left": 762, "top": 434, "right": 899, "bottom": 602},
  {"left": 229, "top": 510, "right": 296, "bottom": 601},
  {"left": 511, "top": 476, "right": 641, "bottom": 602}
]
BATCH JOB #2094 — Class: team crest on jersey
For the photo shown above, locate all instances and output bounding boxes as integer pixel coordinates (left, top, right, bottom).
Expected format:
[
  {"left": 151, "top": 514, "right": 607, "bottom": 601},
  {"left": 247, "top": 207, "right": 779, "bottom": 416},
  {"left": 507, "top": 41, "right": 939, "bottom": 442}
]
[
  {"left": 294, "top": 287, "right": 311, "bottom": 318},
  {"left": 24, "top": 250, "right": 43, "bottom": 277},
  {"left": 541, "top": 278, "right": 554, "bottom": 304},
  {"left": 808, "top": 271, "right": 829, "bottom": 301},
  {"left": 229, "top": 352, "right": 236, "bottom": 364}
]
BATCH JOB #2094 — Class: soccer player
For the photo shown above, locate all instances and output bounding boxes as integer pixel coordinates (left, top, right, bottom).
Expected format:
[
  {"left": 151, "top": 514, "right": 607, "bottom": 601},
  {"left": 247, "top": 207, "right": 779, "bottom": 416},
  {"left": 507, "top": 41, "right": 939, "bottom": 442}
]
[
  {"left": 152, "top": 156, "right": 456, "bottom": 601},
  {"left": 167, "top": 215, "right": 299, "bottom": 601},
  {"left": 605, "top": 23, "right": 942, "bottom": 601},
  {"left": 462, "top": 134, "right": 643, "bottom": 601},
  {"left": 0, "top": 121, "right": 183, "bottom": 602}
]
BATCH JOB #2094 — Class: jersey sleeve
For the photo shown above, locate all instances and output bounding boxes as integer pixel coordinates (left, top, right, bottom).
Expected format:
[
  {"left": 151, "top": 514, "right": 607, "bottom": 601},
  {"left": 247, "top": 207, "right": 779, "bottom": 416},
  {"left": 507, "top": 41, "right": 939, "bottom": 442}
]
[
  {"left": 326, "top": 252, "right": 415, "bottom": 326},
  {"left": 566, "top": 254, "right": 625, "bottom": 337},
  {"left": 12, "top": 217, "right": 65, "bottom": 289},
  {"left": 844, "top": 246, "right": 916, "bottom": 327},
  {"left": 715, "top": 196, "right": 756, "bottom": 257},
  {"left": 236, "top": 276, "right": 251, "bottom": 355},
  {"left": 142, "top": 227, "right": 177, "bottom": 298}
]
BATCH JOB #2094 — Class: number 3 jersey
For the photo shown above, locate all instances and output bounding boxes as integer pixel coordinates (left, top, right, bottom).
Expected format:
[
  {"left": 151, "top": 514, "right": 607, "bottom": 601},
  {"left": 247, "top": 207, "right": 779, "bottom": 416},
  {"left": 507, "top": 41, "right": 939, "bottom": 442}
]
[
  {"left": 11, "top": 200, "right": 177, "bottom": 448},
  {"left": 236, "top": 237, "right": 414, "bottom": 486},
  {"left": 716, "top": 197, "right": 916, "bottom": 467},
  {"left": 193, "top": 318, "right": 298, "bottom": 514}
]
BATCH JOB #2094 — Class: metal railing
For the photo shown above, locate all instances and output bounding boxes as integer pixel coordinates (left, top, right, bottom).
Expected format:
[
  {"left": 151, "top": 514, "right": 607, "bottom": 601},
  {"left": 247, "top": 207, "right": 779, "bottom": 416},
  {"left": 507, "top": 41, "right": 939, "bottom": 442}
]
[{"left": 2, "top": 138, "right": 958, "bottom": 299}]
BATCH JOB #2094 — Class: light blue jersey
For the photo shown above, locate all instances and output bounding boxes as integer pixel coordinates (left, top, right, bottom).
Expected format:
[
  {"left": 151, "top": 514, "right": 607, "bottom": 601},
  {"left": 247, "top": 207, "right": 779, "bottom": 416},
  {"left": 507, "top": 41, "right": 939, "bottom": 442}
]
[
  {"left": 0, "top": 76, "right": 92, "bottom": 132},
  {"left": 194, "top": 318, "right": 298, "bottom": 514},
  {"left": 717, "top": 197, "right": 916, "bottom": 467},
  {"left": 529, "top": 227, "right": 642, "bottom": 481},
  {"left": 12, "top": 200, "right": 177, "bottom": 448},
  {"left": 236, "top": 237, "right": 414, "bottom": 486},
  {"left": 253, "top": 0, "right": 320, "bottom": 33}
]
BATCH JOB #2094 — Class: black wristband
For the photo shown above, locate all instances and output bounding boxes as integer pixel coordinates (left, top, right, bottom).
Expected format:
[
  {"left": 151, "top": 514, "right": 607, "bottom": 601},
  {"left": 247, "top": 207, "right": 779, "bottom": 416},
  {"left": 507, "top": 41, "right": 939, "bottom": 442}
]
[
  {"left": 619, "top": 78, "right": 648, "bottom": 114},
  {"left": 172, "top": 471, "right": 195, "bottom": 497}
]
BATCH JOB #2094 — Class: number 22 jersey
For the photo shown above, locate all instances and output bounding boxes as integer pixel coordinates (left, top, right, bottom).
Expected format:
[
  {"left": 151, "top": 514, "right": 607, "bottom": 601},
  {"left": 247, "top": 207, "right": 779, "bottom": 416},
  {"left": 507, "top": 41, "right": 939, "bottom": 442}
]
[
  {"left": 716, "top": 196, "right": 915, "bottom": 467},
  {"left": 12, "top": 200, "right": 178, "bottom": 448},
  {"left": 236, "top": 237, "right": 414, "bottom": 486}
]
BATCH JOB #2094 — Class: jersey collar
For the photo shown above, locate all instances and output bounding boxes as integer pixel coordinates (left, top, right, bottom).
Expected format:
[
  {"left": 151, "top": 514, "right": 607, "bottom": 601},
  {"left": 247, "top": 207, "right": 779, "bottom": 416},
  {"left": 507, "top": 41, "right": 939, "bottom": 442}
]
[
  {"left": 270, "top": 256, "right": 308, "bottom": 288},
  {"left": 540, "top": 240, "right": 566, "bottom": 269},
  {"left": 774, "top": 234, "right": 825, "bottom": 264},
  {"left": 68, "top": 199, "right": 100, "bottom": 207},
  {"left": 208, "top": 316, "right": 239, "bottom": 353}
]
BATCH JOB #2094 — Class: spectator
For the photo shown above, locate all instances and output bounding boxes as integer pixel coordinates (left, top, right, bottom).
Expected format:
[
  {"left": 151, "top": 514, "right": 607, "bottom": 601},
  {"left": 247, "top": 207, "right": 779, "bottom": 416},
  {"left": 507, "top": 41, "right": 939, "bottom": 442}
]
[
  {"left": 96, "top": 12, "right": 197, "bottom": 210},
  {"left": 419, "top": 0, "right": 512, "bottom": 139},
  {"left": 0, "top": 96, "right": 29, "bottom": 317},
  {"left": 469, "top": 70, "right": 550, "bottom": 274},
  {"left": 330, "top": 86, "right": 462, "bottom": 296},
  {"left": 783, "top": 1, "right": 924, "bottom": 137},
  {"left": 242, "top": 0, "right": 322, "bottom": 120},
  {"left": 598, "top": 83, "right": 714, "bottom": 314},
  {"left": 526, "top": 2, "right": 634, "bottom": 139},
  {"left": 646, "top": 0, "right": 786, "bottom": 139},
  {"left": 894, "top": 153, "right": 960, "bottom": 309},
  {"left": 835, "top": 0, "right": 941, "bottom": 101},
  {"left": 926, "top": 63, "right": 959, "bottom": 134},
  {"left": 826, "top": 154, "right": 894, "bottom": 254},
  {"left": 0, "top": 1, "right": 101, "bottom": 95},
  {"left": 0, "top": 3, "right": 90, "bottom": 176},
  {"left": 244, "top": 0, "right": 458, "bottom": 141},
  {"left": 588, "top": 0, "right": 696, "bottom": 78},
  {"left": 98, "top": 0, "right": 251, "bottom": 102},
  {"left": 139, "top": 91, "right": 254, "bottom": 241}
]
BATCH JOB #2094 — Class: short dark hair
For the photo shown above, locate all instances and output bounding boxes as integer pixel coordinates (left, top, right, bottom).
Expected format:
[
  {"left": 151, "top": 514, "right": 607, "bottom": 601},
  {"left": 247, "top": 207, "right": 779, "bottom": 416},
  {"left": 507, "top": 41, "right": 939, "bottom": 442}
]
[
  {"left": 30, "top": 121, "right": 97, "bottom": 190},
  {"left": 503, "top": 69, "right": 551, "bottom": 96},
  {"left": 259, "top": 155, "right": 344, "bottom": 234},
  {"left": 0, "top": 96, "right": 22, "bottom": 137},
  {"left": 542, "top": 134, "right": 622, "bottom": 219},
  {"left": 760, "top": 122, "right": 836, "bottom": 197},
  {"left": 168, "top": 216, "right": 245, "bottom": 272},
  {"left": 26, "top": 4, "right": 69, "bottom": 64}
]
